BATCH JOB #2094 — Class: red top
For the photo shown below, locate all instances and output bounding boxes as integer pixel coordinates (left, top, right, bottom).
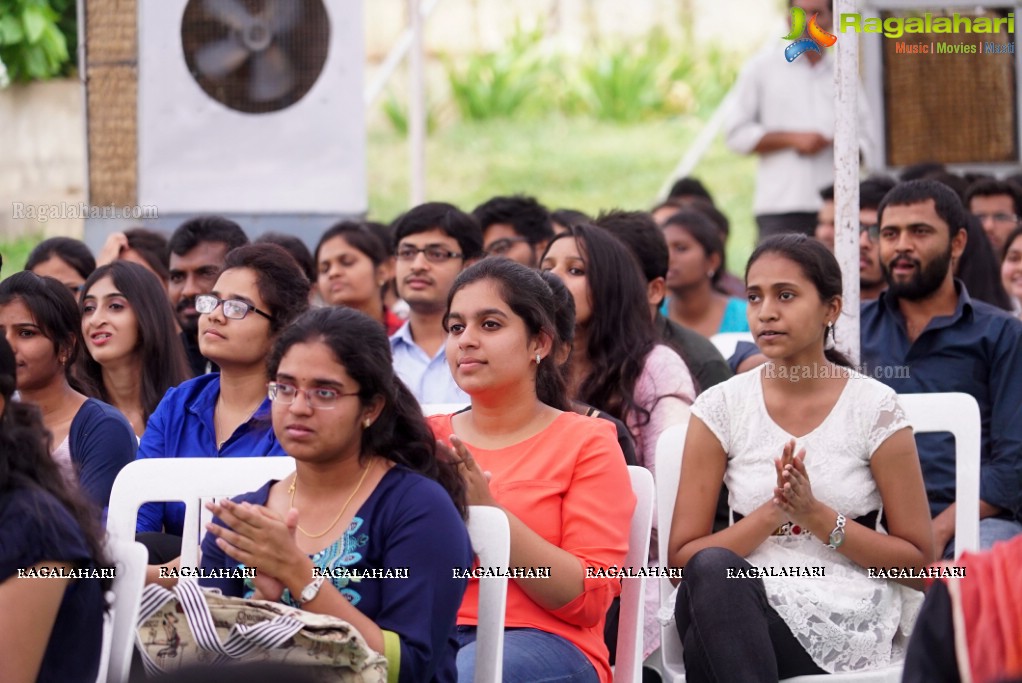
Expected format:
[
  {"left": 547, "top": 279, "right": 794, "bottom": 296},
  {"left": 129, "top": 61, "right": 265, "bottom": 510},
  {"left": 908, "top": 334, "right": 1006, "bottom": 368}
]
[
  {"left": 384, "top": 308, "right": 405, "bottom": 336},
  {"left": 429, "top": 411, "right": 636, "bottom": 683}
]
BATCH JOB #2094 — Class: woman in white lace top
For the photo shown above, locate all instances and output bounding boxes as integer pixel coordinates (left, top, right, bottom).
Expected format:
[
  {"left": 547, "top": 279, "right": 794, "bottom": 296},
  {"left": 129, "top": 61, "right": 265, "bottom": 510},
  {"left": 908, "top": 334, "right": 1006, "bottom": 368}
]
[{"left": 666, "top": 234, "right": 934, "bottom": 681}]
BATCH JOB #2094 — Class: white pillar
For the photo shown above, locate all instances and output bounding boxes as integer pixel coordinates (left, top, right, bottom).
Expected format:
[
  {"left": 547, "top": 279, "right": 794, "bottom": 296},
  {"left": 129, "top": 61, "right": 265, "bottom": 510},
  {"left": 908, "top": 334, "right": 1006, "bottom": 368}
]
[
  {"left": 408, "top": 0, "right": 426, "bottom": 206},
  {"left": 833, "top": 0, "right": 860, "bottom": 366}
]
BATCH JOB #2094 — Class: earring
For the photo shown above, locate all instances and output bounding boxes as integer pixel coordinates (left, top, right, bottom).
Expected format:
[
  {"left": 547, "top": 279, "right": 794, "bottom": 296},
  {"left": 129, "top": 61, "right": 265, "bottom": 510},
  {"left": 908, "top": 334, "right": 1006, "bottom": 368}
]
[
  {"left": 535, "top": 353, "right": 542, "bottom": 365},
  {"left": 826, "top": 321, "right": 834, "bottom": 338},
  {"left": 363, "top": 418, "right": 372, "bottom": 428},
  {"left": 707, "top": 270, "right": 716, "bottom": 279}
]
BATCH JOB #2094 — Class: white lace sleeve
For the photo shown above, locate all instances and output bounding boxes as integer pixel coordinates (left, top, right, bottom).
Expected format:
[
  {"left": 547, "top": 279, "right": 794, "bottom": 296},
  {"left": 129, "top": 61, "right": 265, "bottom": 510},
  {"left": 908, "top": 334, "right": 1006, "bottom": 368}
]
[
  {"left": 866, "top": 387, "right": 910, "bottom": 458},
  {"left": 690, "top": 384, "right": 730, "bottom": 453}
]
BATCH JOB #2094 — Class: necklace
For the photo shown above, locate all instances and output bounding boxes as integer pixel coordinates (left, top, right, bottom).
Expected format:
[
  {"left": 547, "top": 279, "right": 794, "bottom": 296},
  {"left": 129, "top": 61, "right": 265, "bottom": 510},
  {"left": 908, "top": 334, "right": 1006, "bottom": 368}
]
[{"left": 288, "top": 459, "right": 374, "bottom": 538}]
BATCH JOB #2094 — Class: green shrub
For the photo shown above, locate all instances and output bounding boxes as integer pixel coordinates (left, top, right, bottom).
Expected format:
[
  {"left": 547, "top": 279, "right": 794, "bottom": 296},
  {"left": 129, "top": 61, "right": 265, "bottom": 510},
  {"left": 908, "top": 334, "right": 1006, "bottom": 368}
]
[{"left": 0, "top": 0, "right": 77, "bottom": 83}]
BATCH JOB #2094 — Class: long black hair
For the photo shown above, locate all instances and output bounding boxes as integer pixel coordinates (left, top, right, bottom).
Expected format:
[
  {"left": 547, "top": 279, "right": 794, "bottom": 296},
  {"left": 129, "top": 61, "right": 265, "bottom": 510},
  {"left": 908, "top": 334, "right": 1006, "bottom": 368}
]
[
  {"left": 0, "top": 336, "right": 113, "bottom": 595},
  {"left": 445, "top": 258, "right": 570, "bottom": 412},
  {"left": 541, "top": 223, "right": 657, "bottom": 425},
  {"left": 267, "top": 307, "right": 466, "bottom": 516},
  {"left": 746, "top": 233, "right": 853, "bottom": 368},
  {"left": 0, "top": 271, "right": 86, "bottom": 393},
  {"left": 77, "top": 261, "right": 191, "bottom": 423}
]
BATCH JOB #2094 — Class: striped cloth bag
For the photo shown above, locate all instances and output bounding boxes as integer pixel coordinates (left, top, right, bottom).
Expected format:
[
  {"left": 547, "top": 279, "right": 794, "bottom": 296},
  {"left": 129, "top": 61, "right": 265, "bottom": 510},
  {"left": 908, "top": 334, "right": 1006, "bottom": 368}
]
[{"left": 136, "top": 581, "right": 388, "bottom": 682}]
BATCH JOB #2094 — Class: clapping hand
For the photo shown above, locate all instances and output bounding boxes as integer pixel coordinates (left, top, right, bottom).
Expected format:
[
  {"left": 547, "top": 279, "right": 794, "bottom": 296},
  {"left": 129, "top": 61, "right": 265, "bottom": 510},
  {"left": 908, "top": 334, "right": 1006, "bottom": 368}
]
[
  {"left": 774, "top": 451, "right": 820, "bottom": 526},
  {"left": 438, "top": 435, "right": 497, "bottom": 507}
]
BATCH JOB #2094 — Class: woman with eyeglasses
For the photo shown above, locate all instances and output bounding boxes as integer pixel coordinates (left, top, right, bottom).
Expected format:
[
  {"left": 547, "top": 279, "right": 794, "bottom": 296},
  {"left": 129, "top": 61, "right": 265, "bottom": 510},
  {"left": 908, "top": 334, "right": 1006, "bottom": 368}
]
[
  {"left": 315, "top": 221, "right": 403, "bottom": 334},
  {"left": 77, "top": 261, "right": 190, "bottom": 437},
  {"left": 135, "top": 243, "right": 310, "bottom": 583},
  {"left": 0, "top": 272, "right": 137, "bottom": 511},
  {"left": 199, "top": 306, "right": 472, "bottom": 683}
]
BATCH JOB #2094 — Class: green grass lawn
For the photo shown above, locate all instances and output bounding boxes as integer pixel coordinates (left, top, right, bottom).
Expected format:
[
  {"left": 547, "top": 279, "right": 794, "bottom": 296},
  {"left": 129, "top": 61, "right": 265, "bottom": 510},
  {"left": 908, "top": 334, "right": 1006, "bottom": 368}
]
[{"left": 2, "top": 113, "right": 758, "bottom": 276}]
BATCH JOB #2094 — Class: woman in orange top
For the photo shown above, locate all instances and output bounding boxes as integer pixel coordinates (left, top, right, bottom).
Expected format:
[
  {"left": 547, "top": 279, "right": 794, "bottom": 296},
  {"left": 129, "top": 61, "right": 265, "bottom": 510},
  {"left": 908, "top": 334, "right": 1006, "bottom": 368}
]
[{"left": 429, "top": 258, "right": 635, "bottom": 683}]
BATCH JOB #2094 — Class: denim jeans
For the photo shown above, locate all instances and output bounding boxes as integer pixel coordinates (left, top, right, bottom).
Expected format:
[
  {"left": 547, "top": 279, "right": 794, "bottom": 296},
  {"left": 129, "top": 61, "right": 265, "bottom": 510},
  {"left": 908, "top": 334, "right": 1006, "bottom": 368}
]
[
  {"left": 674, "top": 547, "right": 826, "bottom": 683},
  {"left": 455, "top": 626, "right": 599, "bottom": 683},
  {"left": 942, "top": 516, "right": 1022, "bottom": 559}
]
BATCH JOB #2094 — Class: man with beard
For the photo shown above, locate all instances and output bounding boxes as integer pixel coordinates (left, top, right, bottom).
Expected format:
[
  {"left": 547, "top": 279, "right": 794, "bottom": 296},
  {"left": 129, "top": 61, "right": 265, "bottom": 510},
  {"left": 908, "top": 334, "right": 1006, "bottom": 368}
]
[
  {"left": 389, "top": 202, "right": 482, "bottom": 404},
  {"left": 167, "top": 216, "right": 249, "bottom": 376},
  {"left": 861, "top": 180, "right": 1022, "bottom": 558}
]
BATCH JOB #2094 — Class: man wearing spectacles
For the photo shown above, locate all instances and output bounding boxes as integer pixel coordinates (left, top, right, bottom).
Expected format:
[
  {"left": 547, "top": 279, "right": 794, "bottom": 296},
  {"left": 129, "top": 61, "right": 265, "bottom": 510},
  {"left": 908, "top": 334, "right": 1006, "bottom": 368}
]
[
  {"left": 965, "top": 178, "right": 1022, "bottom": 253},
  {"left": 389, "top": 202, "right": 483, "bottom": 404},
  {"left": 858, "top": 175, "right": 896, "bottom": 301},
  {"left": 473, "top": 195, "right": 554, "bottom": 268}
]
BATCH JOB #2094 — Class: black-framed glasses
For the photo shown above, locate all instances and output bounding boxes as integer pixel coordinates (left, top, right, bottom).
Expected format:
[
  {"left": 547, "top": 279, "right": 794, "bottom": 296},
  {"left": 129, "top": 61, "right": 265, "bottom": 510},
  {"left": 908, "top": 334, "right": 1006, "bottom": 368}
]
[
  {"left": 267, "top": 381, "right": 358, "bottom": 409},
  {"left": 395, "top": 246, "right": 463, "bottom": 264},
  {"left": 195, "top": 294, "right": 273, "bottom": 322},
  {"left": 485, "top": 236, "right": 530, "bottom": 256},
  {"left": 860, "top": 224, "right": 880, "bottom": 242},
  {"left": 974, "top": 212, "right": 1019, "bottom": 225}
]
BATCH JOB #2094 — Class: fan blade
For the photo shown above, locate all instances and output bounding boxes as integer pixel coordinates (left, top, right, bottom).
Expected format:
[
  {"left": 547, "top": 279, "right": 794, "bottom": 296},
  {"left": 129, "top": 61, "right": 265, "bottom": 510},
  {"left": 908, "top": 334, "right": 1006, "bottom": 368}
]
[
  {"left": 195, "top": 36, "right": 250, "bottom": 78},
  {"left": 203, "top": 0, "right": 254, "bottom": 32},
  {"left": 249, "top": 44, "right": 295, "bottom": 101},
  {"left": 265, "top": 0, "right": 302, "bottom": 34}
]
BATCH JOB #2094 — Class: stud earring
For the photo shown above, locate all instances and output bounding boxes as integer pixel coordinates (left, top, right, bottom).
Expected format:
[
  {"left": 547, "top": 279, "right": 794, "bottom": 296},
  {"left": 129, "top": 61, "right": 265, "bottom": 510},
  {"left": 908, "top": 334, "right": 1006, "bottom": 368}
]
[
  {"left": 363, "top": 418, "right": 372, "bottom": 428},
  {"left": 826, "top": 321, "right": 834, "bottom": 337},
  {"left": 535, "top": 353, "right": 542, "bottom": 365},
  {"left": 707, "top": 270, "right": 716, "bottom": 279}
]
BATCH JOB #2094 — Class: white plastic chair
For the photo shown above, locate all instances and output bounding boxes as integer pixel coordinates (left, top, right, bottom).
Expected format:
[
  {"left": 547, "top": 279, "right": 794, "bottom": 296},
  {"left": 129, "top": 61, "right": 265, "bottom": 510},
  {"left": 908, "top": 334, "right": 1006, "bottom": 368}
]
[
  {"left": 106, "top": 457, "right": 295, "bottom": 574},
  {"left": 652, "top": 392, "right": 983, "bottom": 683},
  {"left": 708, "top": 332, "right": 755, "bottom": 360},
  {"left": 614, "top": 466, "right": 655, "bottom": 683},
  {"left": 465, "top": 505, "right": 511, "bottom": 683},
  {"left": 421, "top": 402, "right": 470, "bottom": 417},
  {"left": 95, "top": 539, "right": 148, "bottom": 683}
]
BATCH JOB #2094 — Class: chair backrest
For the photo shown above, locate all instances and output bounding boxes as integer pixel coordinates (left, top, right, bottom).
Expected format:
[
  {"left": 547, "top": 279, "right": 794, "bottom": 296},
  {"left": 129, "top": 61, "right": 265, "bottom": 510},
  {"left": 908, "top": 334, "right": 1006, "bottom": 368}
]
[
  {"left": 96, "top": 539, "right": 148, "bottom": 683},
  {"left": 898, "top": 392, "right": 982, "bottom": 557},
  {"left": 615, "top": 466, "right": 655, "bottom": 683},
  {"left": 708, "top": 332, "right": 754, "bottom": 360},
  {"left": 653, "top": 422, "right": 690, "bottom": 675},
  {"left": 465, "top": 505, "right": 510, "bottom": 683},
  {"left": 106, "top": 457, "right": 296, "bottom": 575},
  {"left": 420, "top": 403, "right": 470, "bottom": 417}
]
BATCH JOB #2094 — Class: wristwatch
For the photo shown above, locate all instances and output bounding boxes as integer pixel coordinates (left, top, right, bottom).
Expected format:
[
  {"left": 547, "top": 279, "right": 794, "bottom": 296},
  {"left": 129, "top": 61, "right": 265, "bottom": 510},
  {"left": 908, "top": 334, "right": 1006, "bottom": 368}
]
[
  {"left": 826, "top": 513, "right": 847, "bottom": 549},
  {"left": 295, "top": 575, "right": 325, "bottom": 607}
]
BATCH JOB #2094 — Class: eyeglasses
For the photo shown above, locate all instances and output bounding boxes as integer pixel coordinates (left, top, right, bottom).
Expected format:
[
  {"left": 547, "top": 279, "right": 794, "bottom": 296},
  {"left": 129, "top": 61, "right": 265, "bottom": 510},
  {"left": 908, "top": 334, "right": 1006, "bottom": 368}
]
[
  {"left": 974, "top": 212, "right": 1019, "bottom": 225},
  {"left": 195, "top": 294, "right": 273, "bottom": 321},
  {"left": 860, "top": 224, "right": 880, "bottom": 242},
  {"left": 395, "top": 246, "right": 463, "bottom": 264},
  {"left": 267, "top": 382, "right": 358, "bottom": 409},
  {"left": 484, "top": 237, "right": 530, "bottom": 256}
]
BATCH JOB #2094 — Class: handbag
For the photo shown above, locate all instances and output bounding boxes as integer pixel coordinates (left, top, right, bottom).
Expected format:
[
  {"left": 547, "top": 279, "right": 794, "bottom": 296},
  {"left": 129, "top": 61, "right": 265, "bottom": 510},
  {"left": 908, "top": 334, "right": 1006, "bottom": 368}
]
[{"left": 135, "top": 580, "right": 388, "bottom": 682}]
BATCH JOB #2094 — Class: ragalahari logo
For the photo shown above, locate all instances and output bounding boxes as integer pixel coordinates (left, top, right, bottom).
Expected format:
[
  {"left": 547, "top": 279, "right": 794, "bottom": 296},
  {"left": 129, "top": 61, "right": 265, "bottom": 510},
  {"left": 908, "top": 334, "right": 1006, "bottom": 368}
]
[{"left": 784, "top": 7, "right": 838, "bottom": 62}]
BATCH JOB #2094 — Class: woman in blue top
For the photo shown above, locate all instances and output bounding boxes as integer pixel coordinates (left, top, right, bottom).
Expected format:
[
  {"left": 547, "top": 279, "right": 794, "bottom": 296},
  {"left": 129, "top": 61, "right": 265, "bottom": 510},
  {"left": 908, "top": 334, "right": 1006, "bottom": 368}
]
[
  {"left": 0, "top": 272, "right": 136, "bottom": 509},
  {"left": 661, "top": 210, "right": 749, "bottom": 338},
  {"left": 201, "top": 306, "right": 472, "bottom": 683},
  {"left": 0, "top": 335, "right": 111, "bottom": 683},
  {"left": 136, "top": 243, "right": 310, "bottom": 581}
]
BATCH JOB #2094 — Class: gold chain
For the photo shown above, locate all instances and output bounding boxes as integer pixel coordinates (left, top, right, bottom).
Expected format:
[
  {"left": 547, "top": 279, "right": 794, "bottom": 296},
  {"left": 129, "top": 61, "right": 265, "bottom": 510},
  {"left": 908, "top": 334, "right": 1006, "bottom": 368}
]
[{"left": 288, "top": 459, "right": 374, "bottom": 538}]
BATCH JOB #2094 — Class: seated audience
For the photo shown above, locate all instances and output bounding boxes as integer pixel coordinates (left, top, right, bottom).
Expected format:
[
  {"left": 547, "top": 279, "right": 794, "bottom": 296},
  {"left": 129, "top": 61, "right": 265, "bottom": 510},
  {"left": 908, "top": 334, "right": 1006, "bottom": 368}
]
[
  {"left": 0, "top": 335, "right": 112, "bottom": 683},
  {"left": 660, "top": 210, "right": 750, "bottom": 337},
  {"left": 541, "top": 223, "right": 693, "bottom": 657},
  {"left": 0, "top": 272, "right": 136, "bottom": 509},
  {"left": 315, "top": 221, "right": 402, "bottom": 334},
  {"left": 596, "top": 209, "right": 733, "bottom": 393},
  {"left": 861, "top": 180, "right": 1022, "bottom": 556},
  {"left": 669, "top": 234, "right": 933, "bottom": 680},
  {"left": 813, "top": 184, "right": 835, "bottom": 251},
  {"left": 965, "top": 177, "right": 1022, "bottom": 254},
  {"left": 955, "top": 212, "right": 1014, "bottom": 311},
  {"left": 859, "top": 175, "right": 897, "bottom": 301},
  {"left": 550, "top": 208, "right": 590, "bottom": 236},
  {"left": 201, "top": 306, "right": 471, "bottom": 683},
  {"left": 1002, "top": 226, "right": 1022, "bottom": 318},
  {"left": 95, "top": 228, "right": 172, "bottom": 287},
  {"left": 902, "top": 535, "right": 1022, "bottom": 683},
  {"left": 389, "top": 203, "right": 483, "bottom": 405},
  {"left": 167, "top": 216, "right": 249, "bottom": 377},
  {"left": 430, "top": 258, "right": 635, "bottom": 683},
  {"left": 78, "top": 261, "right": 190, "bottom": 437},
  {"left": 473, "top": 194, "right": 554, "bottom": 266},
  {"left": 135, "top": 244, "right": 309, "bottom": 566},
  {"left": 25, "top": 236, "right": 96, "bottom": 295},
  {"left": 255, "top": 231, "right": 318, "bottom": 294}
]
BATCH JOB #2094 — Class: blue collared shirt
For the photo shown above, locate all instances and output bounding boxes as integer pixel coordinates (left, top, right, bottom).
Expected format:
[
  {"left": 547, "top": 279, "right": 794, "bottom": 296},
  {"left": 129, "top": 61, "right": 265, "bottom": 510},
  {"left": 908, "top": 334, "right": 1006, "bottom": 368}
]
[
  {"left": 135, "top": 373, "right": 286, "bottom": 535},
  {"left": 860, "top": 281, "right": 1022, "bottom": 522},
  {"left": 389, "top": 320, "right": 469, "bottom": 406}
]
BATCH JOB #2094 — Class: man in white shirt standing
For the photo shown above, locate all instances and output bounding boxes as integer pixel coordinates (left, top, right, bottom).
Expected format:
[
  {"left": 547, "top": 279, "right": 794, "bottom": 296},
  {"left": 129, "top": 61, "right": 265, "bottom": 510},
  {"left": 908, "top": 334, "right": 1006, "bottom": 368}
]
[
  {"left": 726, "top": 0, "right": 871, "bottom": 241},
  {"left": 389, "top": 202, "right": 482, "bottom": 405}
]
